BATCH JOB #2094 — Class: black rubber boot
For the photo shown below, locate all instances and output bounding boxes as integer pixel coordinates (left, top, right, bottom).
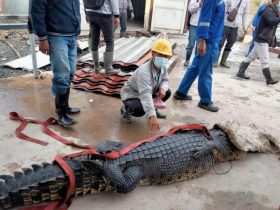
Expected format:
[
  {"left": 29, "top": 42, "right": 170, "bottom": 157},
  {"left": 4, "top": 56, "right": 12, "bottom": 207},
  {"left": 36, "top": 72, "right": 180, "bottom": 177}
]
[
  {"left": 184, "top": 52, "right": 192, "bottom": 67},
  {"left": 262, "top": 68, "right": 279, "bottom": 85},
  {"left": 156, "top": 109, "right": 167, "bottom": 119},
  {"left": 236, "top": 62, "right": 250, "bottom": 80},
  {"left": 66, "top": 88, "right": 80, "bottom": 114},
  {"left": 213, "top": 50, "right": 221, "bottom": 68},
  {"left": 220, "top": 50, "right": 230, "bottom": 68},
  {"left": 120, "top": 106, "right": 132, "bottom": 124},
  {"left": 55, "top": 94, "right": 77, "bottom": 127}
]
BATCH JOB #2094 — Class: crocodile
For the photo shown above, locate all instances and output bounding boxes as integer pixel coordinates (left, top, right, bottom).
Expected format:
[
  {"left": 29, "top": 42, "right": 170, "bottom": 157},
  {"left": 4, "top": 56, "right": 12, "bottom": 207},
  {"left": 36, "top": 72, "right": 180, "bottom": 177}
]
[{"left": 0, "top": 125, "right": 245, "bottom": 209}]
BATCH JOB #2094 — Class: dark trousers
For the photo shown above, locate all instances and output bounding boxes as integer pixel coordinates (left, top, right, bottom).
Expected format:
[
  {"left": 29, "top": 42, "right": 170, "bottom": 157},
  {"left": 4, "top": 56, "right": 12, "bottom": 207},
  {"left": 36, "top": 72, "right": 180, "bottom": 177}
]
[
  {"left": 119, "top": 9, "right": 128, "bottom": 33},
  {"left": 123, "top": 89, "right": 171, "bottom": 117},
  {"left": 88, "top": 14, "right": 114, "bottom": 52},
  {"left": 219, "top": 26, "right": 238, "bottom": 51}
]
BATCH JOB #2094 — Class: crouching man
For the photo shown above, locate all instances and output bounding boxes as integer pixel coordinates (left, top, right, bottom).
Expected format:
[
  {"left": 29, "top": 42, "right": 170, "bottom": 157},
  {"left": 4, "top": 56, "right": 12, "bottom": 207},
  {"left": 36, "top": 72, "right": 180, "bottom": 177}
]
[{"left": 120, "top": 39, "right": 172, "bottom": 133}]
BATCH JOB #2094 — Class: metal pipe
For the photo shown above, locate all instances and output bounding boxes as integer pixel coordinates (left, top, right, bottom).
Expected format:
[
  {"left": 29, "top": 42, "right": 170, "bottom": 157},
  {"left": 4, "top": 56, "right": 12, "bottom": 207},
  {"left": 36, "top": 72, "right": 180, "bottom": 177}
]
[{"left": 30, "top": 33, "right": 39, "bottom": 79}]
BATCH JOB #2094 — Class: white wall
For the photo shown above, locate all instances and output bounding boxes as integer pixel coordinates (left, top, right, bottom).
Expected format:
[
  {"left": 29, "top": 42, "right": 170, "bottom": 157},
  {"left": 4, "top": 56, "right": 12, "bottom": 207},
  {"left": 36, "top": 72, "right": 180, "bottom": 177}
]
[{"left": 2, "top": 0, "right": 29, "bottom": 14}]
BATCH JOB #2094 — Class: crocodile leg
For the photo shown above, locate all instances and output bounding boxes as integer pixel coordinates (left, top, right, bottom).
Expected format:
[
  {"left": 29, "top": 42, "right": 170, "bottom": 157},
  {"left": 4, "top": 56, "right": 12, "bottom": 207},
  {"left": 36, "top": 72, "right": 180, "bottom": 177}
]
[
  {"left": 83, "top": 160, "right": 143, "bottom": 194},
  {"left": 105, "top": 164, "right": 143, "bottom": 194}
]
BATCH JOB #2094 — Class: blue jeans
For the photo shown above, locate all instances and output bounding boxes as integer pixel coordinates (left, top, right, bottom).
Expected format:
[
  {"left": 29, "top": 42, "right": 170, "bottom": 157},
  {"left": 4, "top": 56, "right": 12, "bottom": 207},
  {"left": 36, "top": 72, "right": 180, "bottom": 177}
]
[
  {"left": 120, "top": 9, "right": 128, "bottom": 33},
  {"left": 177, "top": 41, "right": 218, "bottom": 104},
  {"left": 48, "top": 35, "right": 77, "bottom": 95},
  {"left": 186, "top": 25, "right": 197, "bottom": 55}
]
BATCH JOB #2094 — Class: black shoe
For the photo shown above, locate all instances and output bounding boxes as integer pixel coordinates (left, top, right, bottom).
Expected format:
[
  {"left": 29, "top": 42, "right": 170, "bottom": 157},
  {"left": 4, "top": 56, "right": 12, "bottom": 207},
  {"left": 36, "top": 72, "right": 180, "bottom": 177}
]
[
  {"left": 198, "top": 102, "right": 219, "bottom": 112},
  {"left": 58, "top": 114, "right": 77, "bottom": 127},
  {"left": 184, "top": 59, "right": 190, "bottom": 67},
  {"left": 55, "top": 93, "right": 77, "bottom": 127},
  {"left": 173, "top": 91, "right": 192, "bottom": 101},
  {"left": 156, "top": 110, "right": 167, "bottom": 119},
  {"left": 66, "top": 89, "right": 80, "bottom": 114},
  {"left": 120, "top": 106, "right": 132, "bottom": 124}
]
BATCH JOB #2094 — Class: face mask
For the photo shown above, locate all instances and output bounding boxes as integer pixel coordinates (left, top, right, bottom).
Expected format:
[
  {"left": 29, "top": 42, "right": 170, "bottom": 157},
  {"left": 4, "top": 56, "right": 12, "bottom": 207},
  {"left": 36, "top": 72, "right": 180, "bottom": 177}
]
[{"left": 154, "top": 56, "right": 169, "bottom": 69}]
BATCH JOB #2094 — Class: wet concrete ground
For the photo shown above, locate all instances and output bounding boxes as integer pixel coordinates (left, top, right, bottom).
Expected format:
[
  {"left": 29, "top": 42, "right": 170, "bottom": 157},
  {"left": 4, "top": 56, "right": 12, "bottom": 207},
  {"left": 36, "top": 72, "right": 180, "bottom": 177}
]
[{"left": 0, "top": 36, "right": 280, "bottom": 210}]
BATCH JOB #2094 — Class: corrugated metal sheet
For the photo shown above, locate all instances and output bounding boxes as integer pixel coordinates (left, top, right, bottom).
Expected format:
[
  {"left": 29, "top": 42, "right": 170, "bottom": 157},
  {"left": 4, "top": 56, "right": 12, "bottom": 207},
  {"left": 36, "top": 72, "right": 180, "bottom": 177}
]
[
  {"left": 74, "top": 37, "right": 159, "bottom": 96},
  {"left": 3, "top": 40, "right": 88, "bottom": 71},
  {"left": 79, "top": 36, "right": 157, "bottom": 64}
]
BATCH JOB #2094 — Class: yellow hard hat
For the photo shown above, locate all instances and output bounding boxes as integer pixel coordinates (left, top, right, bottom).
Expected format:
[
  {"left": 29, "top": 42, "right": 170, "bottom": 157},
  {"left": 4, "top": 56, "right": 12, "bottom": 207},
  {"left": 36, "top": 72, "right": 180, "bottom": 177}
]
[{"left": 151, "top": 39, "right": 172, "bottom": 56}]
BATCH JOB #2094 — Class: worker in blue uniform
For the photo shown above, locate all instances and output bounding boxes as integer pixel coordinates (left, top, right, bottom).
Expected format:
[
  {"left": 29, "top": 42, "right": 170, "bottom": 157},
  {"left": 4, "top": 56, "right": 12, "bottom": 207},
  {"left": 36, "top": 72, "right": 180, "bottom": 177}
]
[{"left": 173, "top": 0, "right": 225, "bottom": 112}]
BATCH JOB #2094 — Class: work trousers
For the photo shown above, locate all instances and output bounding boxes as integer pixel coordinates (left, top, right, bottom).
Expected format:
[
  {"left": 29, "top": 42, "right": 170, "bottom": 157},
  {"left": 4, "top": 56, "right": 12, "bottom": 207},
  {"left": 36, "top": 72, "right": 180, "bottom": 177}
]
[
  {"left": 88, "top": 14, "right": 114, "bottom": 52},
  {"left": 123, "top": 89, "right": 171, "bottom": 117},
  {"left": 244, "top": 42, "right": 269, "bottom": 69},
  {"left": 177, "top": 41, "right": 218, "bottom": 105},
  {"left": 186, "top": 25, "right": 197, "bottom": 55},
  {"left": 247, "top": 32, "right": 256, "bottom": 55},
  {"left": 119, "top": 9, "right": 128, "bottom": 33},
  {"left": 219, "top": 26, "right": 238, "bottom": 51},
  {"left": 48, "top": 35, "right": 77, "bottom": 95}
]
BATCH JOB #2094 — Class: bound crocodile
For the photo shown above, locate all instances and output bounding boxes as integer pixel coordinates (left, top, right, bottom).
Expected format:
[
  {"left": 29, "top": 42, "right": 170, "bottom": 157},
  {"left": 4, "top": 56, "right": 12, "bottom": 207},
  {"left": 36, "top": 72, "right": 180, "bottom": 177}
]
[{"left": 0, "top": 125, "right": 245, "bottom": 209}]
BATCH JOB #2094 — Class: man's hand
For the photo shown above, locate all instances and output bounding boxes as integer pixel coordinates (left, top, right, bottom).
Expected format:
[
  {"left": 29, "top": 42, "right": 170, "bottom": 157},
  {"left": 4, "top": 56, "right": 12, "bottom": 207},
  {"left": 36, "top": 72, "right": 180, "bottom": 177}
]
[
  {"left": 149, "top": 116, "right": 160, "bottom": 133},
  {"left": 39, "top": 40, "right": 50, "bottom": 55},
  {"left": 130, "top": 11, "right": 134, "bottom": 21},
  {"left": 198, "top": 38, "right": 206, "bottom": 56},
  {"left": 159, "top": 88, "right": 166, "bottom": 99},
  {"left": 114, "top": 17, "right": 120, "bottom": 28}
]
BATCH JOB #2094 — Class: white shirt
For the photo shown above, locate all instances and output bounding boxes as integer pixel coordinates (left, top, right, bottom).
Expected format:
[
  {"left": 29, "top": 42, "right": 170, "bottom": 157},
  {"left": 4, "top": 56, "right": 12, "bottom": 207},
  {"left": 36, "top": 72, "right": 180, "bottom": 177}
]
[
  {"left": 188, "top": 0, "right": 202, "bottom": 27},
  {"left": 224, "top": 0, "right": 249, "bottom": 28}
]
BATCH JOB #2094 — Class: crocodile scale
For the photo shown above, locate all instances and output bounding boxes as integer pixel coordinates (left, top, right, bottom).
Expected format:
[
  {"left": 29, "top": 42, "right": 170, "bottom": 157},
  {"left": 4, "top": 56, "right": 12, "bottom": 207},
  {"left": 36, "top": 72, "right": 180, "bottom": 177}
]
[{"left": 0, "top": 127, "right": 243, "bottom": 209}]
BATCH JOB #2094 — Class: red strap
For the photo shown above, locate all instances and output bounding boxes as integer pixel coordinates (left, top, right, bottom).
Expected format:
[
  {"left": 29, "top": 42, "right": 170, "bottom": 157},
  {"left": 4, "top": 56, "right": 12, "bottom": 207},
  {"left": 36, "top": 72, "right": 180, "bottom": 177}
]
[
  {"left": 65, "top": 124, "right": 211, "bottom": 159},
  {"left": 9, "top": 112, "right": 48, "bottom": 146},
  {"left": 41, "top": 118, "right": 93, "bottom": 149},
  {"left": 9, "top": 112, "right": 92, "bottom": 149},
  {"left": 18, "top": 156, "right": 75, "bottom": 210}
]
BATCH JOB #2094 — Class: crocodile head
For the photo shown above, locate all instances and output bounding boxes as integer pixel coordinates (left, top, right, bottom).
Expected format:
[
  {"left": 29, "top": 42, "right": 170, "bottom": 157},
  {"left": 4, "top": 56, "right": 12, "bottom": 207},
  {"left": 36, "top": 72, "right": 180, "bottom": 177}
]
[{"left": 210, "top": 126, "right": 246, "bottom": 162}]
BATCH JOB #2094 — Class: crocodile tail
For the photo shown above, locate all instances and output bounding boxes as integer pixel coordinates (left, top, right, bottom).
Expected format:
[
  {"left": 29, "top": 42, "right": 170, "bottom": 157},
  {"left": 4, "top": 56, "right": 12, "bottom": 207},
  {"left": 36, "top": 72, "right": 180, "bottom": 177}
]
[{"left": 0, "top": 158, "right": 109, "bottom": 209}]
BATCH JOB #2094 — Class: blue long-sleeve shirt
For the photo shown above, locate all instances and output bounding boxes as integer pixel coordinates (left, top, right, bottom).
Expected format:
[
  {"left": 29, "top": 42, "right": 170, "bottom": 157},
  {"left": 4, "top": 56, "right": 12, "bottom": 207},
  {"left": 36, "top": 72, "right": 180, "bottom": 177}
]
[
  {"left": 31, "top": 0, "right": 81, "bottom": 40},
  {"left": 252, "top": 4, "right": 267, "bottom": 27},
  {"left": 196, "top": 0, "right": 225, "bottom": 43}
]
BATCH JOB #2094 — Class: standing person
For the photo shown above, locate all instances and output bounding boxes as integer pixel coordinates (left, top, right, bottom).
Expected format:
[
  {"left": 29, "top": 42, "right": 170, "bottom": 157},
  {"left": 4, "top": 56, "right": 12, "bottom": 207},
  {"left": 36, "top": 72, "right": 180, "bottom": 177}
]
[
  {"left": 31, "top": 0, "right": 81, "bottom": 127},
  {"left": 236, "top": 0, "right": 280, "bottom": 85},
  {"left": 118, "top": 0, "right": 134, "bottom": 38},
  {"left": 84, "top": 0, "right": 120, "bottom": 74},
  {"left": 120, "top": 39, "right": 172, "bottom": 133},
  {"left": 214, "top": 0, "right": 249, "bottom": 68},
  {"left": 184, "top": 0, "right": 203, "bottom": 67},
  {"left": 173, "top": 0, "right": 225, "bottom": 112},
  {"left": 247, "top": 2, "right": 270, "bottom": 55}
]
